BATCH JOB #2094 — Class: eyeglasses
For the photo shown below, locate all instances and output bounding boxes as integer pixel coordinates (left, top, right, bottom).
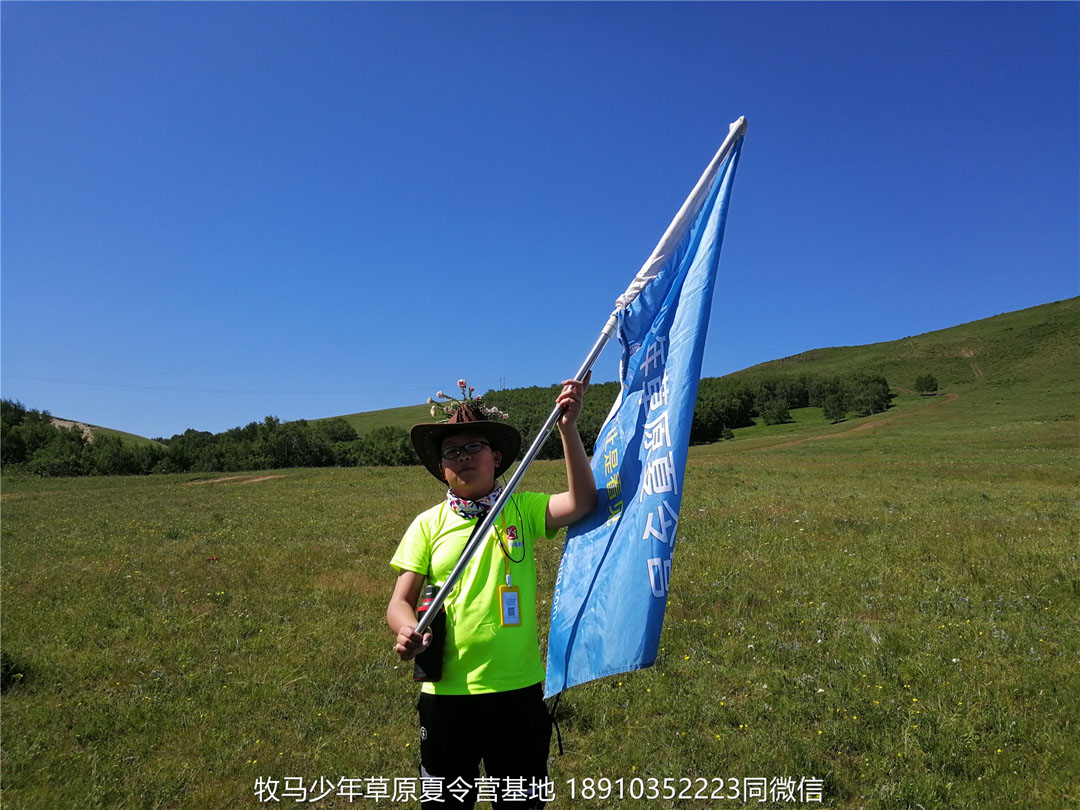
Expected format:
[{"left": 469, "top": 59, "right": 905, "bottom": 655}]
[{"left": 440, "top": 440, "right": 491, "bottom": 461}]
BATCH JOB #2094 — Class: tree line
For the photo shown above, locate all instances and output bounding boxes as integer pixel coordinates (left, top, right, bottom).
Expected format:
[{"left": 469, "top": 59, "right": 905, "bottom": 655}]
[
  {"left": 1, "top": 370, "right": 893, "bottom": 477},
  {"left": 690, "top": 371, "right": 893, "bottom": 441},
  {"left": 481, "top": 371, "right": 892, "bottom": 458},
  {"left": 0, "top": 401, "right": 417, "bottom": 478}
]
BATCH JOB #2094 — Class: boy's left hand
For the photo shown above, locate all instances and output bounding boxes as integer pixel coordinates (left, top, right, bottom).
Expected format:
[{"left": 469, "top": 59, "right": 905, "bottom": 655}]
[{"left": 556, "top": 371, "right": 591, "bottom": 429}]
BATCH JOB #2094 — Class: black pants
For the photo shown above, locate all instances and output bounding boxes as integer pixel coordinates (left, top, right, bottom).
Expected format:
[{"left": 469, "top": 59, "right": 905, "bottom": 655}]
[{"left": 417, "top": 683, "right": 552, "bottom": 809}]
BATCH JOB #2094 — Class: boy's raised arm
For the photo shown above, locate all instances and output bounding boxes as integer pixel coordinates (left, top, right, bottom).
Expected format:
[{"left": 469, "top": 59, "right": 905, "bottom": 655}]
[{"left": 546, "top": 373, "right": 598, "bottom": 532}]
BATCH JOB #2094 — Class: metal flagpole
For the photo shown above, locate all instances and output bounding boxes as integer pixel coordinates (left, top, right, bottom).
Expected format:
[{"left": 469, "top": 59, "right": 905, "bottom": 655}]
[{"left": 414, "top": 116, "right": 747, "bottom": 636}]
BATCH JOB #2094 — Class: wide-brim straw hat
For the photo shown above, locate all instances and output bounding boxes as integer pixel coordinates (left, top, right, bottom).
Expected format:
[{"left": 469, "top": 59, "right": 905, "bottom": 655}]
[{"left": 411, "top": 403, "right": 521, "bottom": 481}]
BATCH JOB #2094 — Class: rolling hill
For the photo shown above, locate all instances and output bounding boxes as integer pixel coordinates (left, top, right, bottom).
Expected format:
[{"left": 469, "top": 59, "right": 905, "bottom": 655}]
[
  {"left": 63, "top": 297, "right": 1080, "bottom": 445},
  {"left": 732, "top": 297, "right": 1078, "bottom": 396},
  {"left": 310, "top": 403, "right": 433, "bottom": 437},
  {"left": 326, "top": 296, "right": 1078, "bottom": 436}
]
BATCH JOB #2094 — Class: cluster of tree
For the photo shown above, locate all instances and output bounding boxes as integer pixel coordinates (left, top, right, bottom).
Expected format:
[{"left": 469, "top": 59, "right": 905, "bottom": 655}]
[
  {"left": 914, "top": 374, "right": 939, "bottom": 394},
  {"left": 693, "top": 372, "right": 892, "bottom": 432},
  {"left": 483, "top": 370, "right": 892, "bottom": 459},
  {"left": 147, "top": 417, "right": 419, "bottom": 473},
  {"left": 0, "top": 400, "right": 417, "bottom": 477},
  {"left": 1, "top": 401, "right": 154, "bottom": 477},
  {"left": 2, "top": 369, "right": 893, "bottom": 477}
]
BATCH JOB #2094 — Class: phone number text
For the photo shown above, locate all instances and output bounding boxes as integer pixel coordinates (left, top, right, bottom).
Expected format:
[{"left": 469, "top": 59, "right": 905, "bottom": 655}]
[{"left": 566, "top": 776, "right": 824, "bottom": 803}]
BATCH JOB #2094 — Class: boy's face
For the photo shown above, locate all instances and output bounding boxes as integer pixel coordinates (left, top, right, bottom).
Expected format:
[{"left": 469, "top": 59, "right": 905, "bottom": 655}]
[{"left": 439, "top": 430, "right": 502, "bottom": 499}]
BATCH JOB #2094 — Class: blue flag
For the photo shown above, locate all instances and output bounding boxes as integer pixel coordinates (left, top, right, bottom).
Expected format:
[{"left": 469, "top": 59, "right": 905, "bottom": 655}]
[{"left": 544, "top": 132, "right": 743, "bottom": 698}]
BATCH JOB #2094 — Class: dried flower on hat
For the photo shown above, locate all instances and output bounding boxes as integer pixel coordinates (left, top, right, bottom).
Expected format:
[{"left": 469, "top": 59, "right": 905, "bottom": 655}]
[{"left": 429, "top": 379, "right": 509, "bottom": 422}]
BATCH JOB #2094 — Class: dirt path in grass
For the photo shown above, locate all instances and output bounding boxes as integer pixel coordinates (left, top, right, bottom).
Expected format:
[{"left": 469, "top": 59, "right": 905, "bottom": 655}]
[
  {"left": 755, "top": 391, "right": 959, "bottom": 451},
  {"left": 2, "top": 474, "right": 285, "bottom": 498},
  {"left": 185, "top": 475, "right": 284, "bottom": 485}
]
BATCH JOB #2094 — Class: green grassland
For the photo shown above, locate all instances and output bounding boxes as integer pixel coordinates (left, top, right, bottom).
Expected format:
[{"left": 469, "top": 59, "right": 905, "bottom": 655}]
[{"left": 2, "top": 300, "right": 1077, "bottom": 809}]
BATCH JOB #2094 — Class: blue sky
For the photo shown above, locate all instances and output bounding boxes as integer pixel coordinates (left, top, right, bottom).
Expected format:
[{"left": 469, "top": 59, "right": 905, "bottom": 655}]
[{"left": 2, "top": 2, "right": 1076, "bottom": 439}]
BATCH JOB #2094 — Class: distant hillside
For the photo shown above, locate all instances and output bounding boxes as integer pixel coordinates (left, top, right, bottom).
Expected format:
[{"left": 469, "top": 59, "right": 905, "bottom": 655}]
[
  {"left": 31, "top": 403, "right": 433, "bottom": 449},
  {"left": 311, "top": 403, "right": 433, "bottom": 437},
  {"left": 323, "top": 297, "right": 1078, "bottom": 431},
  {"left": 731, "top": 297, "right": 1079, "bottom": 394},
  {"left": 92, "top": 425, "right": 165, "bottom": 447},
  {"left": 49, "top": 417, "right": 163, "bottom": 447}
]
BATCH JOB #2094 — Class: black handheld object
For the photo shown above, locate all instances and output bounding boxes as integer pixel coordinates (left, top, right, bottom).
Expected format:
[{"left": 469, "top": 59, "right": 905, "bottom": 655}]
[{"left": 412, "top": 584, "right": 446, "bottom": 682}]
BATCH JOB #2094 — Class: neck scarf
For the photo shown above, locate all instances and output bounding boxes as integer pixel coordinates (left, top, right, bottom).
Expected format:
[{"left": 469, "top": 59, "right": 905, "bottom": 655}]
[{"left": 446, "top": 484, "right": 503, "bottom": 520}]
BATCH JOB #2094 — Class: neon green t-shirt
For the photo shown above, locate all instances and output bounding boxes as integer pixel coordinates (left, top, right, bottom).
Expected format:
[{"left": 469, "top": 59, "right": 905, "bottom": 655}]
[{"left": 390, "top": 492, "right": 556, "bottom": 695}]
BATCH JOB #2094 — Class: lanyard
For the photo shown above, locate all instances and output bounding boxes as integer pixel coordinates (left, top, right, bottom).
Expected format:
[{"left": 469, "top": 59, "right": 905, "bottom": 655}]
[
  {"left": 495, "top": 511, "right": 515, "bottom": 587},
  {"left": 494, "top": 511, "right": 522, "bottom": 627}
]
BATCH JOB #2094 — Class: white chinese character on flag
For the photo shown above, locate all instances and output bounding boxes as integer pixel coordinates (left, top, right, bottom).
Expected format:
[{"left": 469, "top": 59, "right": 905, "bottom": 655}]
[
  {"left": 641, "top": 501, "right": 679, "bottom": 546},
  {"left": 641, "top": 335, "right": 668, "bottom": 375},
  {"left": 643, "top": 411, "right": 672, "bottom": 452},
  {"left": 645, "top": 374, "right": 669, "bottom": 411},
  {"left": 641, "top": 451, "right": 679, "bottom": 500}
]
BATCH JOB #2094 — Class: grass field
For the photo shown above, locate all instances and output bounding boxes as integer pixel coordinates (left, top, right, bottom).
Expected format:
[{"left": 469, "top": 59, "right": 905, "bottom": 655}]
[{"left": 2, "top": 301, "right": 1078, "bottom": 809}]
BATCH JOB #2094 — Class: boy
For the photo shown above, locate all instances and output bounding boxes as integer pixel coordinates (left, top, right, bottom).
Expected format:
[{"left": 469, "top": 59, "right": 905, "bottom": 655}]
[{"left": 387, "top": 377, "right": 595, "bottom": 809}]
